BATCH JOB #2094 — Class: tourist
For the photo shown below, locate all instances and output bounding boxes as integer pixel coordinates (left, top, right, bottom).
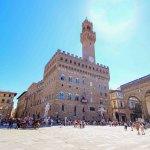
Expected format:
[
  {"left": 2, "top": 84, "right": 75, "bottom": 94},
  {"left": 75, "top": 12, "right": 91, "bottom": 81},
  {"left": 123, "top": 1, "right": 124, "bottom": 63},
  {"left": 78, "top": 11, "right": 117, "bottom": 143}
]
[
  {"left": 74, "top": 120, "right": 77, "bottom": 128},
  {"left": 129, "top": 121, "right": 133, "bottom": 131},
  {"left": 8, "top": 118, "right": 13, "bottom": 129},
  {"left": 109, "top": 120, "right": 112, "bottom": 127},
  {"left": 140, "top": 123, "right": 145, "bottom": 135},
  {"left": 124, "top": 122, "right": 128, "bottom": 131},
  {"left": 135, "top": 122, "right": 140, "bottom": 135},
  {"left": 50, "top": 119, "right": 54, "bottom": 126},
  {"left": 15, "top": 118, "right": 21, "bottom": 129},
  {"left": 44, "top": 117, "right": 49, "bottom": 126},
  {"left": 83, "top": 121, "right": 86, "bottom": 128}
]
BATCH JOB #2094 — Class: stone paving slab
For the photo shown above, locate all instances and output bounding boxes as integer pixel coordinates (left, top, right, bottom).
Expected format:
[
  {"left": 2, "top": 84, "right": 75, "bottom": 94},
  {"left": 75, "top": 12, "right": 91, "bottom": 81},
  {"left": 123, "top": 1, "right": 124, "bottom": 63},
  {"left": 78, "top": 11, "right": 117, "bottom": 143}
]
[{"left": 0, "top": 126, "right": 150, "bottom": 150}]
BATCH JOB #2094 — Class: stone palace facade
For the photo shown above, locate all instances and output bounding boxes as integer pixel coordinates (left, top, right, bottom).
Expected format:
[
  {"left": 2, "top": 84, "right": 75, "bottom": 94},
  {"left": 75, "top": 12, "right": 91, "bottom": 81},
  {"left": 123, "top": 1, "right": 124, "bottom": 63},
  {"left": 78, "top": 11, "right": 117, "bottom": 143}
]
[{"left": 16, "top": 19, "right": 110, "bottom": 121}]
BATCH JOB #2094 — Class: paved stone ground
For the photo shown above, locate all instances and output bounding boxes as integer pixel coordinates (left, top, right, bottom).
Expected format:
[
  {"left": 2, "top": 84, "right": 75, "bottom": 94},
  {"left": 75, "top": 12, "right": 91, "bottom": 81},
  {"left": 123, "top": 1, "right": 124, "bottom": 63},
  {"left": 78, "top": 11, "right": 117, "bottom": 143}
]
[{"left": 0, "top": 126, "right": 150, "bottom": 150}]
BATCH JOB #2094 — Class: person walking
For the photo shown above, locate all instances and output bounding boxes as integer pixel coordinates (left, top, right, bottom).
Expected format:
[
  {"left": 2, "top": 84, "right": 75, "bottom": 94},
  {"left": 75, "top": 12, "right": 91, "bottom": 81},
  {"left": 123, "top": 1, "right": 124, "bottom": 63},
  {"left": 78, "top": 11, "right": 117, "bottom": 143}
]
[
  {"left": 135, "top": 122, "right": 140, "bottom": 135},
  {"left": 8, "top": 118, "right": 13, "bottom": 129},
  {"left": 129, "top": 121, "right": 133, "bottom": 131},
  {"left": 124, "top": 122, "right": 128, "bottom": 131},
  {"left": 140, "top": 123, "right": 145, "bottom": 135}
]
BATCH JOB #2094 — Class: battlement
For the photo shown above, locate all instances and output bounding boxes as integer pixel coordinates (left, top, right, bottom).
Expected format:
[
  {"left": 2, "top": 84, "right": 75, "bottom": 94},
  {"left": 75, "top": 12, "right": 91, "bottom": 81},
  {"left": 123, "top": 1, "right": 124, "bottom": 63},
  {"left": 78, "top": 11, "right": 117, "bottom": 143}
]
[{"left": 57, "top": 49, "right": 109, "bottom": 69}]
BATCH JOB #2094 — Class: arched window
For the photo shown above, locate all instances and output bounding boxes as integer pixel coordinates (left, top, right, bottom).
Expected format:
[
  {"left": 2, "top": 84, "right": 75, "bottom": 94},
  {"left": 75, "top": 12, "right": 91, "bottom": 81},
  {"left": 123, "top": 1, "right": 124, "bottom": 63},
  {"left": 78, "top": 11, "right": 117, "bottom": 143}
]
[
  {"left": 60, "top": 74, "right": 65, "bottom": 81},
  {"left": 75, "top": 94, "right": 80, "bottom": 101},
  {"left": 67, "top": 93, "right": 72, "bottom": 100},
  {"left": 76, "top": 78, "right": 79, "bottom": 84},
  {"left": 68, "top": 76, "right": 72, "bottom": 83},
  {"left": 58, "top": 92, "right": 64, "bottom": 100},
  {"left": 87, "top": 26, "right": 91, "bottom": 31}
]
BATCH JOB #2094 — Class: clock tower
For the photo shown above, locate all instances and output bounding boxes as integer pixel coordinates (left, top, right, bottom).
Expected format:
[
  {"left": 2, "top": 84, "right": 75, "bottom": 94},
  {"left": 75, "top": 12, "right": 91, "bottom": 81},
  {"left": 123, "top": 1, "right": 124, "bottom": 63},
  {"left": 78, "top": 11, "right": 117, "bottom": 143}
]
[{"left": 80, "top": 18, "right": 96, "bottom": 63}]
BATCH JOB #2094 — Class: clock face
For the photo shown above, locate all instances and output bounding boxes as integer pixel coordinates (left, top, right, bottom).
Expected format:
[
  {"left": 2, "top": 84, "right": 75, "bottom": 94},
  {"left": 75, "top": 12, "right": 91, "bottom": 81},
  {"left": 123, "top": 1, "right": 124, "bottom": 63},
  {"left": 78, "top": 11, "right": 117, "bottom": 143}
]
[{"left": 89, "top": 56, "right": 94, "bottom": 63}]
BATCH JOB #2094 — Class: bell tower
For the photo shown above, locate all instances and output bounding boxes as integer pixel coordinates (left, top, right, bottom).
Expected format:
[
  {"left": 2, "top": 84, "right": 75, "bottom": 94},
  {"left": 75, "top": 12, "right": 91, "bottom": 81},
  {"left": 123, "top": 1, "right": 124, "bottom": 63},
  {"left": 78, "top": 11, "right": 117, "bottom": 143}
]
[{"left": 80, "top": 18, "right": 96, "bottom": 63}]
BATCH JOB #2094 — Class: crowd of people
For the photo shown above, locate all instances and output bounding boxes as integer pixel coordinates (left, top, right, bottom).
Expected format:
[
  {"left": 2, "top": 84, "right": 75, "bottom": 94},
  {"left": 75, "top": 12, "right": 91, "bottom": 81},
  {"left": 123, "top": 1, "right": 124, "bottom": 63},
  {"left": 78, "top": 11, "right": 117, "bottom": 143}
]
[
  {"left": 108, "top": 120, "right": 149, "bottom": 135},
  {"left": 0, "top": 116, "right": 150, "bottom": 135},
  {"left": 0, "top": 117, "right": 42, "bottom": 129}
]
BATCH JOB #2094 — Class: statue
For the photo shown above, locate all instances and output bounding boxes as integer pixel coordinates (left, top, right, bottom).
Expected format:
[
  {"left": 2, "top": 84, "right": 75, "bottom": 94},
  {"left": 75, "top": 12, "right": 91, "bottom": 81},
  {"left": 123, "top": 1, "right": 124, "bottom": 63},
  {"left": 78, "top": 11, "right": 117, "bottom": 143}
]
[{"left": 44, "top": 103, "right": 50, "bottom": 118}]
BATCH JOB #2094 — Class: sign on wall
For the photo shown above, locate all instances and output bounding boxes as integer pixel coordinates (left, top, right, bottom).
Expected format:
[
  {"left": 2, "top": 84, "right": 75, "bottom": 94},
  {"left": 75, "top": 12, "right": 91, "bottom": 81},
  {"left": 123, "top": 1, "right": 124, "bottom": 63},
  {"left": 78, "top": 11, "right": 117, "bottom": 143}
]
[{"left": 81, "top": 97, "right": 88, "bottom": 103}]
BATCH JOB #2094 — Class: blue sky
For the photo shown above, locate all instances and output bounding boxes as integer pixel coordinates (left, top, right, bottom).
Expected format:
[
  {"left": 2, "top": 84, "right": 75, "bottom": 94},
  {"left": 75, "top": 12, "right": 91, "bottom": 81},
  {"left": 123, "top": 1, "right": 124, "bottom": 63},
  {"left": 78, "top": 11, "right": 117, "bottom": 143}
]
[{"left": 0, "top": 0, "right": 150, "bottom": 108}]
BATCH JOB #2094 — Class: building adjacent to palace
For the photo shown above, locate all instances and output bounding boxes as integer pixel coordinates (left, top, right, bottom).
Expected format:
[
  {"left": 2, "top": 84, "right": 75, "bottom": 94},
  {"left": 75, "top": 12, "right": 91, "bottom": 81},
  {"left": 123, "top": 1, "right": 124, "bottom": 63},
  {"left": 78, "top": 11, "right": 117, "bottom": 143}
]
[
  {"left": 16, "top": 91, "right": 27, "bottom": 118},
  {"left": 110, "top": 74, "right": 150, "bottom": 122},
  {"left": 0, "top": 91, "right": 17, "bottom": 119},
  {"left": 16, "top": 19, "right": 110, "bottom": 121}
]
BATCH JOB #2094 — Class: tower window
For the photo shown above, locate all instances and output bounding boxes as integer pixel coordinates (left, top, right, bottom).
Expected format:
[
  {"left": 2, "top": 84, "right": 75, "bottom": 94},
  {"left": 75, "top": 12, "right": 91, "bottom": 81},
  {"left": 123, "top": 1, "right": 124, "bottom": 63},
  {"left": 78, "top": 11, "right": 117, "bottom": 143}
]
[
  {"left": 70, "top": 60, "right": 72, "bottom": 63},
  {"left": 83, "top": 27, "right": 85, "bottom": 31},
  {"left": 87, "top": 26, "right": 91, "bottom": 31}
]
